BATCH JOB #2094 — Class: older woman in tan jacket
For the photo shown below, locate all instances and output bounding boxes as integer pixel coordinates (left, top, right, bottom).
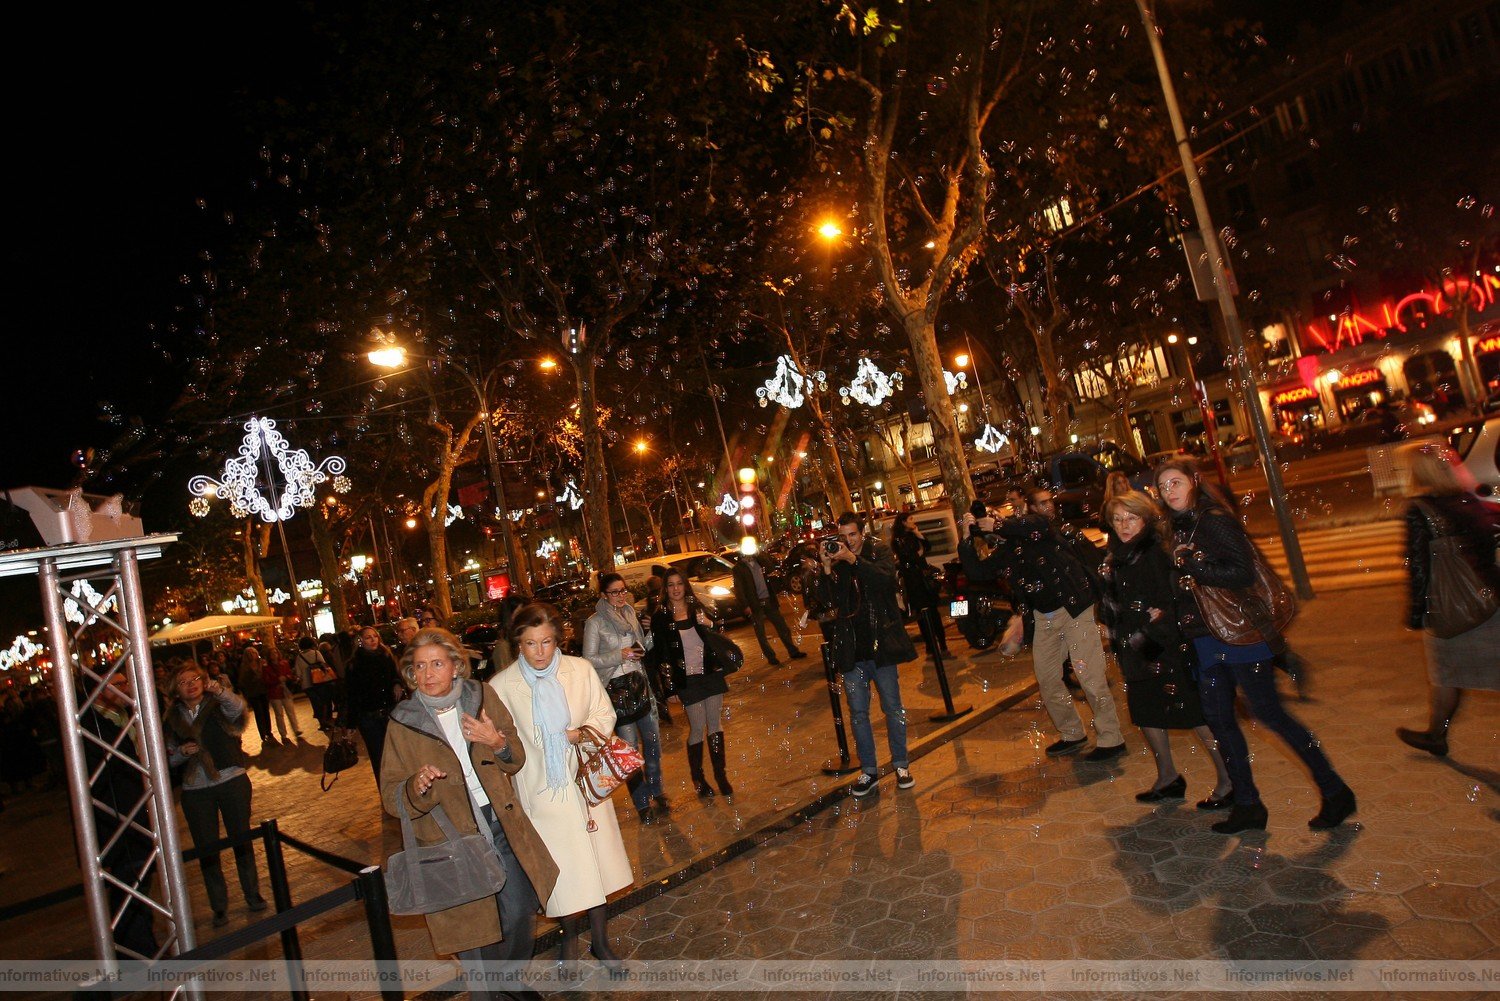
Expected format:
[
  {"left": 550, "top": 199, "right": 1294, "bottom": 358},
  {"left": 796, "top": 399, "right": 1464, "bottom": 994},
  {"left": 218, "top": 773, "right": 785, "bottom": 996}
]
[{"left": 380, "top": 627, "right": 559, "bottom": 999}]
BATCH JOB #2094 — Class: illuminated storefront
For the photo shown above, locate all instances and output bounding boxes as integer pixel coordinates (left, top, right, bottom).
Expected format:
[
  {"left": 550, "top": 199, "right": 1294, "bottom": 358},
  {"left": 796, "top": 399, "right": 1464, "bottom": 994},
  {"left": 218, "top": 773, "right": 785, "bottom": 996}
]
[
  {"left": 1328, "top": 367, "right": 1389, "bottom": 420},
  {"left": 1476, "top": 328, "right": 1500, "bottom": 405},
  {"left": 1270, "top": 384, "right": 1326, "bottom": 437}
]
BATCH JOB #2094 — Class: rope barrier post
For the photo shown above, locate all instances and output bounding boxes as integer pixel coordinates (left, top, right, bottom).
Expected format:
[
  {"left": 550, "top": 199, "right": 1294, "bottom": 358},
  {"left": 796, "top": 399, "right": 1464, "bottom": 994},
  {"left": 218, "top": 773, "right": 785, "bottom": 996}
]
[
  {"left": 923, "top": 607, "right": 973, "bottom": 723},
  {"left": 356, "top": 866, "right": 403, "bottom": 1001},
  {"left": 819, "top": 640, "right": 859, "bottom": 776},
  {"left": 259, "top": 820, "right": 309, "bottom": 1001}
]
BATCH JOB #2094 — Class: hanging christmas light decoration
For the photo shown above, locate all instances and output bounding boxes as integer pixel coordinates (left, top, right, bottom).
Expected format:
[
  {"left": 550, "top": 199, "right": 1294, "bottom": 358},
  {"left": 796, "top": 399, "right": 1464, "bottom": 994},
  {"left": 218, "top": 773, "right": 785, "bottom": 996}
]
[
  {"left": 64, "top": 580, "right": 118, "bottom": 627},
  {"left": 536, "top": 537, "right": 562, "bottom": 558},
  {"left": 756, "top": 355, "right": 826, "bottom": 409},
  {"left": 429, "top": 503, "right": 464, "bottom": 527},
  {"left": 974, "top": 424, "right": 1010, "bottom": 454},
  {"left": 188, "top": 497, "right": 211, "bottom": 518},
  {"left": 840, "top": 358, "right": 903, "bottom": 406},
  {"left": 715, "top": 493, "right": 741, "bottom": 517},
  {"left": 944, "top": 370, "right": 969, "bottom": 395},
  {"left": 555, "top": 479, "right": 585, "bottom": 511},
  {"left": 188, "top": 417, "right": 346, "bottom": 523},
  {"left": 332, "top": 474, "right": 353, "bottom": 494},
  {"left": 0, "top": 634, "right": 45, "bottom": 672}
]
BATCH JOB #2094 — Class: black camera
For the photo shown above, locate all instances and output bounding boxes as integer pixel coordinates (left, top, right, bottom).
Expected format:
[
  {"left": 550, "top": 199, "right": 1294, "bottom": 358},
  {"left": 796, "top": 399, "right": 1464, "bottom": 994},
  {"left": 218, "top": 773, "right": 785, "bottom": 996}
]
[{"left": 823, "top": 539, "right": 843, "bottom": 556}]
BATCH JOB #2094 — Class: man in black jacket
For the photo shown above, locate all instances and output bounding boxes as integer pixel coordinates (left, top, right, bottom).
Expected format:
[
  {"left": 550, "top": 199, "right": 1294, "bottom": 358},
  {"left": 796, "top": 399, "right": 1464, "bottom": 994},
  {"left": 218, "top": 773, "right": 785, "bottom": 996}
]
[
  {"left": 997, "top": 489, "right": 1126, "bottom": 762},
  {"left": 823, "top": 512, "right": 914, "bottom": 798},
  {"left": 731, "top": 552, "right": 806, "bottom": 665}
]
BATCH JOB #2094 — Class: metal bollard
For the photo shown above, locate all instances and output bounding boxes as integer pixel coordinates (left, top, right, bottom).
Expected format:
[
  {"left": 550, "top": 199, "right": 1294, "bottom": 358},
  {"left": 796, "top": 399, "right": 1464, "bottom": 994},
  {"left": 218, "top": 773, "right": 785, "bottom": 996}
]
[
  {"left": 259, "top": 820, "right": 309, "bottom": 1001},
  {"left": 923, "top": 607, "right": 973, "bottom": 723},
  {"left": 819, "top": 640, "right": 860, "bottom": 776},
  {"left": 356, "top": 866, "right": 404, "bottom": 1001}
]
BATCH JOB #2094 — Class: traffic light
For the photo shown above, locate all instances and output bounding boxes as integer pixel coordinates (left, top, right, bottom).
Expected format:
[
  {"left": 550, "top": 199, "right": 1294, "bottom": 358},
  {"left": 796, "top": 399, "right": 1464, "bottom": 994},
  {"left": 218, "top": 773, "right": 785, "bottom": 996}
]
[{"left": 737, "top": 467, "right": 758, "bottom": 555}]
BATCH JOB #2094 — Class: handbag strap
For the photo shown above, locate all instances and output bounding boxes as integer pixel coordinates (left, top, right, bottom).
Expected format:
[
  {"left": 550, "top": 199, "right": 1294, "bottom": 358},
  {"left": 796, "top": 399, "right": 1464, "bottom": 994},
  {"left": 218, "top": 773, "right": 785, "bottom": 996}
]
[{"left": 396, "top": 794, "right": 463, "bottom": 849}]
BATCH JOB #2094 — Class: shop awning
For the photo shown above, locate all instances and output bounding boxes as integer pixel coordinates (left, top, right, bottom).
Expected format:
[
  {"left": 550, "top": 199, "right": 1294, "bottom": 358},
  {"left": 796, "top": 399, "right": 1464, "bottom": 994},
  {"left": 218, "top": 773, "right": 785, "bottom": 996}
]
[{"left": 149, "top": 614, "right": 282, "bottom": 646}]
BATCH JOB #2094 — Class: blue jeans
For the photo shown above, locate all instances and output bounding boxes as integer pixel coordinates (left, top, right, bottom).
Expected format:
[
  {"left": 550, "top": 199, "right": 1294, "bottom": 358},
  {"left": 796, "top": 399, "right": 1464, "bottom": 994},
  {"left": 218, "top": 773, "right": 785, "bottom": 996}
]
[
  {"left": 1197, "top": 656, "right": 1347, "bottom": 807},
  {"left": 843, "top": 660, "right": 909, "bottom": 776},
  {"left": 616, "top": 704, "right": 663, "bottom": 810}
]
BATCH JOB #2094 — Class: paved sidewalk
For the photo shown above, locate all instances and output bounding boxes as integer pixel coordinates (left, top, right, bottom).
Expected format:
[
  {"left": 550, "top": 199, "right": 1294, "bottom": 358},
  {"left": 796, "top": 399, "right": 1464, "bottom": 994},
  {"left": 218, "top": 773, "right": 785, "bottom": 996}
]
[{"left": 4, "top": 586, "right": 1496, "bottom": 1000}]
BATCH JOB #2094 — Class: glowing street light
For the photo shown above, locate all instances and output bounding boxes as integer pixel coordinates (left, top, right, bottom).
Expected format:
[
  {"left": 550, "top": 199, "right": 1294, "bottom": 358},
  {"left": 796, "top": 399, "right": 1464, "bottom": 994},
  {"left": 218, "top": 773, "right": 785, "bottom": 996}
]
[
  {"left": 817, "top": 220, "right": 842, "bottom": 241},
  {"left": 539, "top": 357, "right": 559, "bottom": 371},
  {"left": 368, "top": 346, "right": 408, "bottom": 368}
]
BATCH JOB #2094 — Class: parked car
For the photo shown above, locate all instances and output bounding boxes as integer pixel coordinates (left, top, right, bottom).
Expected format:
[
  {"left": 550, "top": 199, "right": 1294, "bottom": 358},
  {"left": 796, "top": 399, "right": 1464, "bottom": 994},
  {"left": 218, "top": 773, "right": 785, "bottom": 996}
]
[
  {"left": 1038, "top": 443, "right": 1149, "bottom": 523},
  {"left": 1449, "top": 416, "right": 1500, "bottom": 505},
  {"left": 597, "top": 550, "right": 749, "bottom": 621},
  {"left": 461, "top": 623, "right": 502, "bottom": 679}
]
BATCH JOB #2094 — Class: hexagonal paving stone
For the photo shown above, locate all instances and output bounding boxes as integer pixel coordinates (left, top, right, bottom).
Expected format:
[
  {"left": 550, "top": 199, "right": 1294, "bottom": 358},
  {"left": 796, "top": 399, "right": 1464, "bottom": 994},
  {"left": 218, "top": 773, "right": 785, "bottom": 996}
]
[
  {"left": 1225, "top": 930, "right": 1316, "bottom": 960},
  {"left": 1387, "top": 917, "right": 1495, "bottom": 959},
  {"left": 1399, "top": 882, "right": 1499, "bottom": 922},
  {"left": 1304, "top": 921, "right": 1403, "bottom": 959},
  {"left": 1264, "top": 865, "right": 1353, "bottom": 904},
  {"left": 1242, "top": 901, "right": 1340, "bottom": 939}
]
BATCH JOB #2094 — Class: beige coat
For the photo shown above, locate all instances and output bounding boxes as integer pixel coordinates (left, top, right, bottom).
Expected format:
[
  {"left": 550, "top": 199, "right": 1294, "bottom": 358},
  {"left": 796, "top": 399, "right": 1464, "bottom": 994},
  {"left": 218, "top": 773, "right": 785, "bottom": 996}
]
[
  {"left": 489, "top": 655, "right": 634, "bottom": 917},
  {"left": 379, "top": 680, "right": 559, "bottom": 957}
]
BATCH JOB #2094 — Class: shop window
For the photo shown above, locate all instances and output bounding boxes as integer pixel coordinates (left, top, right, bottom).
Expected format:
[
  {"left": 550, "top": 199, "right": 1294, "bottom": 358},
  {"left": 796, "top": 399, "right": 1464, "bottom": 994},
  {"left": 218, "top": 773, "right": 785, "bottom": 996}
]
[
  {"left": 1478, "top": 349, "right": 1500, "bottom": 405},
  {"left": 1404, "top": 352, "right": 1464, "bottom": 417}
]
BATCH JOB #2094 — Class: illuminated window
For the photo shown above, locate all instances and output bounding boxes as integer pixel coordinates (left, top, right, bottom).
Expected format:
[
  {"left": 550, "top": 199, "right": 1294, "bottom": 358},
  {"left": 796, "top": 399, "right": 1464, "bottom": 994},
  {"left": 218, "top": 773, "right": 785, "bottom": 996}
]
[{"left": 1041, "top": 197, "right": 1075, "bottom": 233}]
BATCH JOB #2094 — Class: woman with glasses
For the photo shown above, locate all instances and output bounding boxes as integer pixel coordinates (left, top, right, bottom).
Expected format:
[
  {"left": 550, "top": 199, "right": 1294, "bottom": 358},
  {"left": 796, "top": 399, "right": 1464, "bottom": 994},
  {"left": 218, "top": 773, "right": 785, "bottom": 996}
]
[
  {"left": 583, "top": 573, "right": 668, "bottom": 823},
  {"left": 1155, "top": 458, "right": 1355, "bottom": 834},
  {"left": 381, "top": 627, "right": 557, "bottom": 998},
  {"left": 649, "top": 570, "right": 734, "bottom": 799}
]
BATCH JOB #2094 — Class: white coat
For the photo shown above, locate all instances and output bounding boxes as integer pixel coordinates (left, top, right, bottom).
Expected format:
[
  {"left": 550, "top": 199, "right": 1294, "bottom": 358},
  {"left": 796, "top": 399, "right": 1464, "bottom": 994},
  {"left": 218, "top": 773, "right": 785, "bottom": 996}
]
[{"left": 489, "top": 655, "right": 633, "bottom": 916}]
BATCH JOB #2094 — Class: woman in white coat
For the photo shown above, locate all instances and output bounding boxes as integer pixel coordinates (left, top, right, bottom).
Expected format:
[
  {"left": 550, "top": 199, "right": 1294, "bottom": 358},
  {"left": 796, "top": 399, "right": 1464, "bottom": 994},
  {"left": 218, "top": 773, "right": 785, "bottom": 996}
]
[{"left": 490, "top": 601, "right": 633, "bottom": 970}]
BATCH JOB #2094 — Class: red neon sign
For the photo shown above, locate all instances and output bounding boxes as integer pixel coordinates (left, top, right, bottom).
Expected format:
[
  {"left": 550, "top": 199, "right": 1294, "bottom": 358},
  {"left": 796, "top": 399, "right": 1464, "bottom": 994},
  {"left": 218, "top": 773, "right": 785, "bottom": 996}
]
[
  {"left": 1334, "top": 368, "right": 1383, "bottom": 389},
  {"left": 1304, "top": 272, "right": 1500, "bottom": 352},
  {"left": 1478, "top": 335, "right": 1500, "bottom": 355},
  {"left": 1274, "top": 386, "right": 1318, "bottom": 406}
]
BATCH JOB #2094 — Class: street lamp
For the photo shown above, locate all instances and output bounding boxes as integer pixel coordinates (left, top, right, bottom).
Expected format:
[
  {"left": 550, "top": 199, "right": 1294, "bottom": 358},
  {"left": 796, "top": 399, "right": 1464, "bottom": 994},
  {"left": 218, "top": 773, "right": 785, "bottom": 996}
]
[
  {"left": 368, "top": 339, "right": 528, "bottom": 593},
  {"left": 1135, "top": 0, "right": 1311, "bottom": 599},
  {"left": 817, "top": 220, "right": 842, "bottom": 241}
]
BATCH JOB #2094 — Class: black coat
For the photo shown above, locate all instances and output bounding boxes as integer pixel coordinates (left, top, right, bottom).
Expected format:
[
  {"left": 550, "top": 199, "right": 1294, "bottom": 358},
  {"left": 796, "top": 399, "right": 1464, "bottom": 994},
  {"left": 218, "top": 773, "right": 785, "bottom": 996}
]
[
  {"left": 1100, "top": 530, "right": 1185, "bottom": 673},
  {"left": 995, "top": 514, "right": 1100, "bottom": 617},
  {"left": 1166, "top": 499, "right": 1257, "bottom": 640},
  {"left": 1405, "top": 493, "right": 1500, "bottom": 630},
  {"left": 346, "top": 647, "right": 402, "bottom": 718},
  {"left": 648, "top": 607, "right": 729, "bottom": 705},
  {"left": 826, "top": 537, "right": 902, "bottom": 669},
  {"left": 731, "top": 556, "right": 777, "bottom": 612},
  {"left": 891, "top": 530, "right": 938, "bottom": 609}
]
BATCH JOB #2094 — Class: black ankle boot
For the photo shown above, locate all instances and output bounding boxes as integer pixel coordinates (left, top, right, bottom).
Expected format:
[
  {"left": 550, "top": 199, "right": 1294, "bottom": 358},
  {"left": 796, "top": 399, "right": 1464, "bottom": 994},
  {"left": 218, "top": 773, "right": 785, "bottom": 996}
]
[
  {"left": 1308, "top": 787, "right": 1357, "bottom": 830},
  {"left": 1212, "top": 802, "right": 1269, "bottom": 834},
  {"left": 707, "top": 731, "right": 734, "bottom": 798},
  {"left": 687, "top": 741, "right": 713, "bottom": 798}
]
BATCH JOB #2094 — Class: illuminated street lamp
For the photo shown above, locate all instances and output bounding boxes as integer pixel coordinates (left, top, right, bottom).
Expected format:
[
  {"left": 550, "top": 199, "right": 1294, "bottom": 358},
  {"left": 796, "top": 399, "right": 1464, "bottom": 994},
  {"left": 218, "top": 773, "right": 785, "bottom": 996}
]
[{"left": 817, "top": 220, "right": 842, "bottom": 241}]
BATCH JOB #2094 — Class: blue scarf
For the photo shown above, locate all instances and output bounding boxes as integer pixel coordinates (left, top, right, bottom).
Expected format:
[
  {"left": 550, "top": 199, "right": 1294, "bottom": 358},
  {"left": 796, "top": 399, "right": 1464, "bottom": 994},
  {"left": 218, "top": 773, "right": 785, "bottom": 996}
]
[{"left": 519, "top": 649, "right": 572, "bottom": 793}]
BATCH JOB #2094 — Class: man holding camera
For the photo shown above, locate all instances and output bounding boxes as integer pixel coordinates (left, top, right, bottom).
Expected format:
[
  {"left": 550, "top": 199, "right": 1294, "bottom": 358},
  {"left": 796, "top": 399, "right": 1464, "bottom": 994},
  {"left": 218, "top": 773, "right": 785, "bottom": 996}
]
[
  {"left": 822, "top": 512, "right": 914, "bottom": 797},
  {"left": 998, "top": 489, "right": 1125, "bottom": 762}
]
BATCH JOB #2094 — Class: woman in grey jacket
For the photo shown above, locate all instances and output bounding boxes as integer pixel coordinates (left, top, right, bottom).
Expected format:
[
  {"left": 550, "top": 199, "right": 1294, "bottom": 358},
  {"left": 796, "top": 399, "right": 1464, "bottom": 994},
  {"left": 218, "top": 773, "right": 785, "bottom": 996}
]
[{"left": 582, "top": 573, "right": 669, "bottom": 823}]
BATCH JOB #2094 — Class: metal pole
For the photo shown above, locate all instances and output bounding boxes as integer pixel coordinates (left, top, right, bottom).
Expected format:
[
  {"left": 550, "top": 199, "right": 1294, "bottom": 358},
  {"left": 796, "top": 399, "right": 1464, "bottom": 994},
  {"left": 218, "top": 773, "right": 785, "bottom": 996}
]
[
  {"left": 1136, "top": 0, "right": 1313, "bottom": 599},
  {"left": 259, "top": 819, "right": 310, "bottom": 1001},
  {"left": 697, "top": 345, "right": 738, "bottom": 480},
  {"left": 819, "top": 641, "right": 859, "bottom": 776},
  {"left": 922, "top": 607, "right": 972, "bottom": 723},
  {"left": 357, "top": 866, "right": 404, "bottom": 1001},
  {"left": 257, "top": 442, "right": 315, "bottom": 629},
  {"left": 1176, "top": 339, "right": 1234, "bottom": 498}
]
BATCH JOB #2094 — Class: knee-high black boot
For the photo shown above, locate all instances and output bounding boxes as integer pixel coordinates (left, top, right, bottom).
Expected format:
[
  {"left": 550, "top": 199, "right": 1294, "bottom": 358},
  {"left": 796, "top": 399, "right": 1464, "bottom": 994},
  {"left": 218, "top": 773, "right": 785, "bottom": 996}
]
[
  {"left": 707, "top": 731, "right": 734, "bottom": 798},
  {"left": 589, "top": 903, "right": 623, "bottom": 970},
  {"left": 687, "top": 741, "right": 713, "bottom": 798}
]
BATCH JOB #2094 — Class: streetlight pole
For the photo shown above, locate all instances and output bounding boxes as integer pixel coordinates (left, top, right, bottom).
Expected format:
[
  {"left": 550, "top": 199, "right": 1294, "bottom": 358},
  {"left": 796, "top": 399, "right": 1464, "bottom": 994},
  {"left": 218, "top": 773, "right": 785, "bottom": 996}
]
[
  {"left": 1135, "top": 0, "right": 1312, "bottom": 600},
  {"left": 1168, "top": 333, "right": 1233, "bottom": 497}
]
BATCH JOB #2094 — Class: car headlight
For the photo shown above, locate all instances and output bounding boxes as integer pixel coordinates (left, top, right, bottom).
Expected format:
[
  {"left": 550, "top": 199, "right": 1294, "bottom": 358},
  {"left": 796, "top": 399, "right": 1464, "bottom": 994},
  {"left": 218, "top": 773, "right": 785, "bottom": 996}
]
[{"left": 709, "top": 585, "right": 732, "bottom": 597}]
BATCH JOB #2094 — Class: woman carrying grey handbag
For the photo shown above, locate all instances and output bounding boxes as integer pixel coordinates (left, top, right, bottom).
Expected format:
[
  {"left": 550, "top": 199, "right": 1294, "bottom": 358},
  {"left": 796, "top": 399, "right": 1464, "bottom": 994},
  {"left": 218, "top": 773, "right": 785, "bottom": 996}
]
[
  {"left": 386, "top": 799, "right": 508, "bottom": 914},
  {"left": 380, "top": 628, "right": 559, "bottom": 1000}
]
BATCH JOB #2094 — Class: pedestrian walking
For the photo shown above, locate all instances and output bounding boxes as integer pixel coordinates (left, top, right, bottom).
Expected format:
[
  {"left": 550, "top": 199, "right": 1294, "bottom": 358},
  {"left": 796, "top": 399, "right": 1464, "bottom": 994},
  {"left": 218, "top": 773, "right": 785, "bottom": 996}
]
[
  {"left": 997, "top": 489, "right": 1126, "bottom": 762},
  {"left": 732, "top": 551, "right": 806, "bottom": 665},
  {"left": 1156, "top": 458, "right": 1356, "bottom": 834},
  {"left": 490, "top": 603, "right": 634, "bottom": 971},
  {"left": 823, "top": 511, "right": 915, "bottom": 797},
  {"left": 237, "top": 646, "right": 273, "bottom": 746},
  {"left": 650, "top": 570, "right": 736, "bottom": 799},
  {"left": 1396, "top": 447, "right": 1500, "bottom": 756},
  {"left": 262, "top": 649, "right": 303, "bottom": 743},
  {"left": 381, "top": 627, "right": 558, "bottom": 999},
  {"left": 347, "top": 626, "right": 404, "bottom": 783},
  {"left": 1099, "top": 490, "right": 1232, "bottom": 806},
  {"left": 292, "top": 637, "right": 338, "bottom": 732},
  {"left": 891, "top": 511, "right": 949, "bottom": 656},
  {"left": 583, "top": 573, "right": 669, "bottom": 824},
  {"left": 164, "top": 662, "right": 266, "bottom": 927}
]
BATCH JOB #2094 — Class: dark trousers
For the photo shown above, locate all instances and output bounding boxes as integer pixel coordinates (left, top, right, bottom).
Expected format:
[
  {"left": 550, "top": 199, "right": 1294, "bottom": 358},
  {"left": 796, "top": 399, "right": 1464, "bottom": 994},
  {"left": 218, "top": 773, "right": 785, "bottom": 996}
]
[
  {"left": 356, "top": 712, "right": 390, "bottom": 783},
  {"left": 245, "top": 696, "right": 272, "bottom": 742},
  {"left": 1197, "top": 658, "right": 1347, "bottom": 807},
  {"left": 455, "top": 805, "right": 542, "bottom": 998},
  {"left": 104, "top": 836, "right": 159, "bottom": 958},
  {"left": 180, "top": 773, "right": 261, "bottom": 914},
  {"left": 748, "top": 597, "right": 800, "bottom": 661}
]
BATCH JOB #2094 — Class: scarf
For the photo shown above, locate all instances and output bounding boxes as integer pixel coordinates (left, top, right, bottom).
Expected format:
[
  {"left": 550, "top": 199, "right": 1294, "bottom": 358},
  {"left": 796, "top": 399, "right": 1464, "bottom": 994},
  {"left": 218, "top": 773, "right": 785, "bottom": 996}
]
[
  {"left": 414, "top": 681, "right": 465, "bottom": 714},
  {"left": 1107, "top": 525, "right": 1158, "bottom": 566},
  {"left": 519, "top": 649, "right": 572, "bottom": 793}
]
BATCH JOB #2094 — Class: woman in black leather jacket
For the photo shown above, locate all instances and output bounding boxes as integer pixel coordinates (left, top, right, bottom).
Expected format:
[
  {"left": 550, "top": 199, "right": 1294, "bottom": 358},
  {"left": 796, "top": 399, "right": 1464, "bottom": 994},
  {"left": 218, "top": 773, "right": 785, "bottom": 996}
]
[
  {"left": 1156, "top": 459, "right": 1354, "bottom": 835},
  {"left": 1099, "top": 490, "right": 1230, "bottom": 805},
  {"left": 649, "top": 570, "right": 733, "bottom": 799},
  {"left": 1396, "top": 448, "right": 1500, "bottom": 757}
]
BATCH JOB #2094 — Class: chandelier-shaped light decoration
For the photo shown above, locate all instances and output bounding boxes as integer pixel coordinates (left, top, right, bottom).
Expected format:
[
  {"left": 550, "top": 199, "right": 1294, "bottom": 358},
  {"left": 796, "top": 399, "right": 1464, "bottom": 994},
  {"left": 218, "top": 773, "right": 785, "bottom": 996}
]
[
  {"left": 189, "top": 418, "right": 346, "bottom": 523},
  {"left": 65, "top": 580, "right": 119, "bottom": 627},
  {"left": 974, "top": 424, "right": 1010, "bottom": 454},
  {"left": 537, "top": 537, "right": 562, "bottom": 558},
  {"left": 756, "top": 355, "right": 827, "bottom": 409},
  {"left": 715, "top": 493, "right": 740, "bottom": 517},
  {"left": 840, "top": 358, "right": 903, "bottom": 407},
  {"left": 429, "top": 503, "right": 464, "bottom": 527},
  {"left": 944, "top": 370, "right": 969, "bottom": 395},
  {"left": 297, "top": 580, "right": 324, "bottom": 599},
  {"left": 555, "top": 479, "right": 585, "bottom": 511},
  {"left": 0, "top": 634, "right": 45, "bottom": 672}
]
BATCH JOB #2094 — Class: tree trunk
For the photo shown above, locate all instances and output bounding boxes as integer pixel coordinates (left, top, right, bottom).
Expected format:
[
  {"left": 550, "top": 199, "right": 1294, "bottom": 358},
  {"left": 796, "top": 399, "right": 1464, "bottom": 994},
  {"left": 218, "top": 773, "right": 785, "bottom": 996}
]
[
  {"left": 902, "top": 311, "right": 976, "bottom": 514},
  {"left": 242, "top": 522, "right": 275, "bottom": 644},
  {"left": 805, "top": 397, "right": 854, "bottom": 513},
  {"left": 308, "top": 508, "right": 351, "bottom": 632},
  {"left": 574, "top": 354, "right": 615, "bottom": 573},
  {"left": 422, "top": 479, "right": 453, "bottom": 620}
]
